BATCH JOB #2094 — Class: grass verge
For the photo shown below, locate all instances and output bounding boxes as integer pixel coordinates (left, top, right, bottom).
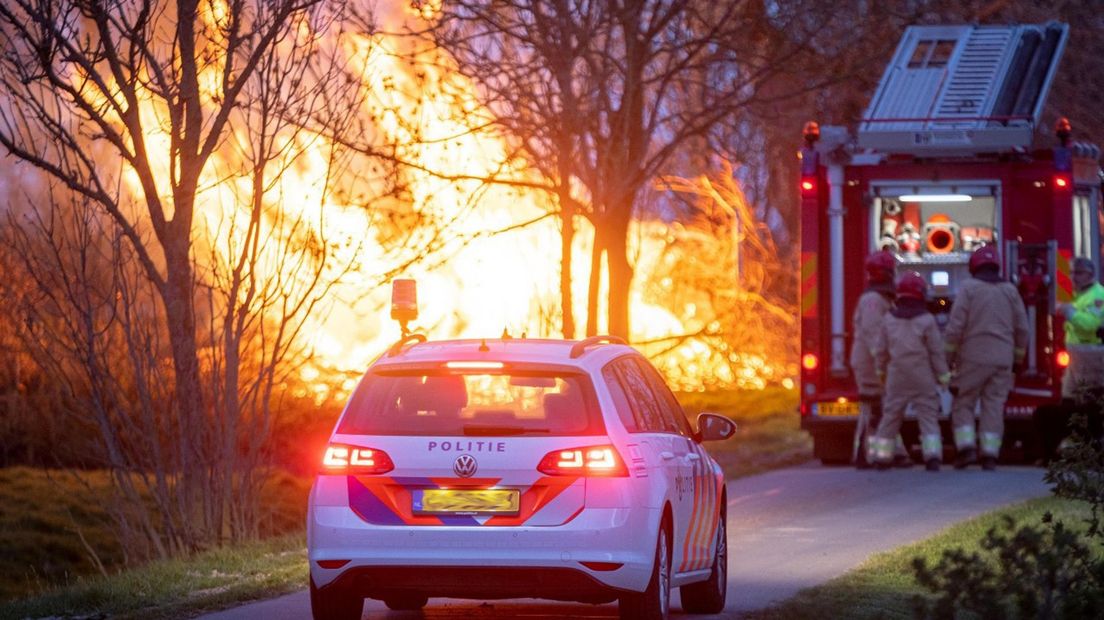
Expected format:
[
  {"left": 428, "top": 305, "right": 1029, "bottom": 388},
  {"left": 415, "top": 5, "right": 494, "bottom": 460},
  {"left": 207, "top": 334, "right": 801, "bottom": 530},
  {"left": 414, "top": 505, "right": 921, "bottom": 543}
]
[
  {"left": 677, "top": 387, "right": 811, "bottom": 479},
  {"left": 0, "top": 534, "right": 306, "bottom": 620},
  {"left": 743, "top": 495, "right": 1095, "bottom": 619},
  {"left": 2, "top": 388, "right": 807, "bottom": 617},
  {"left": 0, "top": 467, "right": 124, "bottom": 601}
]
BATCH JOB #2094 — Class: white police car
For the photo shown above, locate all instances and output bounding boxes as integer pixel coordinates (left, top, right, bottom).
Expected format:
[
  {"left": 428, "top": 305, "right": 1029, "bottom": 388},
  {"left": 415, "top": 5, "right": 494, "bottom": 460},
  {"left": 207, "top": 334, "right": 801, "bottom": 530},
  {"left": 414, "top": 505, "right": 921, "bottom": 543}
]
[{"left": 307, "top": 334, "right": 736, "bottom": 620}]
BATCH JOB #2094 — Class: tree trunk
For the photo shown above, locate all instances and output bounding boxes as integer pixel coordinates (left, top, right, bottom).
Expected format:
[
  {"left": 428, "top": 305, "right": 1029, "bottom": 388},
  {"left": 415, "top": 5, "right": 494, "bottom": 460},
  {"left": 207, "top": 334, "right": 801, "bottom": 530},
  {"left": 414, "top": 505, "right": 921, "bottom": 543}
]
[
  {"left": 604, "top": 211, "right": 633, "bottom": 340},
  {"left": 162, "top": 225, "right": 205, "bottom": 550},
  {"left": 586, "top": 232, "right": 603, "bottom": 337},
  {"left": 558, "top": 191, "right": 575, "bottom": 339}
]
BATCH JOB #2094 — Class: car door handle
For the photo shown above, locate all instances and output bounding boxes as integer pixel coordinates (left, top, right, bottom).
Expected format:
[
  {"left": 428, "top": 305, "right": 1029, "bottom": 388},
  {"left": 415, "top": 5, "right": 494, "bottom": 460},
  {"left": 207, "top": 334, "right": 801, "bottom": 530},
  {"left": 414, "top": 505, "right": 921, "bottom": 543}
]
[
  {"left": 660, "top": 451, "right": 675, "bottom": 460},
  {"left": 685, "top": 453, "right": 701, "bottom": 462}
]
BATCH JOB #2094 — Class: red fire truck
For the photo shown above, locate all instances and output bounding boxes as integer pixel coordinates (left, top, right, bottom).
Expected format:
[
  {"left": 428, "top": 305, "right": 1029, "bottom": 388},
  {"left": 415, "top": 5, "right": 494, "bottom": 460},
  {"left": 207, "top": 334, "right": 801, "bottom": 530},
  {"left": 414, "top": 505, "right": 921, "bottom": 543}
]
[{"left": 798, "top": 22, "right": 1103, "bottom": 464}]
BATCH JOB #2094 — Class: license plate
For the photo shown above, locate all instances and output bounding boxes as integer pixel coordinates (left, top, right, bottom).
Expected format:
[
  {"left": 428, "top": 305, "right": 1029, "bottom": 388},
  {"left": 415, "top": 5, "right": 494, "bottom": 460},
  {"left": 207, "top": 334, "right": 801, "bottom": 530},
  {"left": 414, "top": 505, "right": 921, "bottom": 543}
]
[
  {"left": 413, "top": 489, "right": 520, "bottom": 515},
  {"left": 816, "top": 401, "right": 861, "bottom": 417}
]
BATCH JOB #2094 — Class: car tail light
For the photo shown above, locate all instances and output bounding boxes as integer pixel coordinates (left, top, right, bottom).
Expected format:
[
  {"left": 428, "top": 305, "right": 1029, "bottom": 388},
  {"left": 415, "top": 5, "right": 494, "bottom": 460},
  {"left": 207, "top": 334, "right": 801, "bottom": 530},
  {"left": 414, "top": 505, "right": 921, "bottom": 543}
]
[
  {"left": 322, "top": 444, "right": 394, "bottom": 475},
  {"left": 1056, "top": 350, "right": 1071, "bottom": 368},
  {"left": 317, "top": 559, "right": 350, "bottom": 569},
  {"left": 538, "top": 445, "right": 628, "bottom": 477}
]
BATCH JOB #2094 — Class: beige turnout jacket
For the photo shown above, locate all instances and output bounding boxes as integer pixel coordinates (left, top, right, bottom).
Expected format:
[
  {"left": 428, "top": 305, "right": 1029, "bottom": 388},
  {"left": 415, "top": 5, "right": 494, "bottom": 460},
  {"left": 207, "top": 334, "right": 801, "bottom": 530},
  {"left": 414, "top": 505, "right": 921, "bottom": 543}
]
[
  {"left": 849, "top": 290, "right": 892, "bottom": 395},
  {"left": 944, "top": 278, "right": 1029, "bottom": 366},
  {"left": 874, "top": 311, "right": 950, "bottom": 395}
]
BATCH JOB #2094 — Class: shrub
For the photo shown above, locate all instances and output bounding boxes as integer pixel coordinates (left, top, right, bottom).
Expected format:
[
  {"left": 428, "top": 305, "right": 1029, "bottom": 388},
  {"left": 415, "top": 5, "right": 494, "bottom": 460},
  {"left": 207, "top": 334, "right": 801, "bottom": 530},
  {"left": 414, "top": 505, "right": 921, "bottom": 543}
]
[{"left": 912, "top": 400, "right": 1104, "bottom": 619}]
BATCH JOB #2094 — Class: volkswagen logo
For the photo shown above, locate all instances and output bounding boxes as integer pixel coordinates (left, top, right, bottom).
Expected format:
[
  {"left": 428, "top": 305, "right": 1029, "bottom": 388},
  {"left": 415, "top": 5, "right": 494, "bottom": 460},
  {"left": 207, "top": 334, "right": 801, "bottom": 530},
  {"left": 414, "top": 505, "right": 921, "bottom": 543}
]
[{"left": 453, "top": 454, "right": 478, "bottom": 478}]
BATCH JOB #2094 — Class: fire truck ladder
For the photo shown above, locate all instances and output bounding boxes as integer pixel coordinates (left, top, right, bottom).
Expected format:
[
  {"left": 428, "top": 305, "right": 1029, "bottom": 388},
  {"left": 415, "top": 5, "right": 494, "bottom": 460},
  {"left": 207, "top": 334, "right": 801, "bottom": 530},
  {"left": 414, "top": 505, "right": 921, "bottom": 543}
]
[{"left": 859, "top": 23, "right": 1068, "bottom": 156}]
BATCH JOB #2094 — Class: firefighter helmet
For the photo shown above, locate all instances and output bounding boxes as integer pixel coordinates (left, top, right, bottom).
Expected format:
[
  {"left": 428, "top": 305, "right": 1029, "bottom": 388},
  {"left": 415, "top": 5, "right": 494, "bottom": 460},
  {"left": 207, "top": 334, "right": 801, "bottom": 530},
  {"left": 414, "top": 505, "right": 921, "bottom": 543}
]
[
  {"left": 896, "top": 271, "right": 927, "bottom": 300},
  {"left": 864, "top": 250, "right": 897, "bottom": 283},
  {"left": 969, "top": 245, "right": 1000, "bottom": 274}
]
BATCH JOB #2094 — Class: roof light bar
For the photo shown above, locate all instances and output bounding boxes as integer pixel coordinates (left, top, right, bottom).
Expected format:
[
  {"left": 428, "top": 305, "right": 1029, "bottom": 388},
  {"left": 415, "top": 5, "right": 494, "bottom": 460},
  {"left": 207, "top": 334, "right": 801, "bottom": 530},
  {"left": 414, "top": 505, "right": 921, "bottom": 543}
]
[
  {"left": 898, "top": 194, "right": 972, "bottom": 203},
  {"left": 445, "top": 361, "right": 505, "bottom": 370}
]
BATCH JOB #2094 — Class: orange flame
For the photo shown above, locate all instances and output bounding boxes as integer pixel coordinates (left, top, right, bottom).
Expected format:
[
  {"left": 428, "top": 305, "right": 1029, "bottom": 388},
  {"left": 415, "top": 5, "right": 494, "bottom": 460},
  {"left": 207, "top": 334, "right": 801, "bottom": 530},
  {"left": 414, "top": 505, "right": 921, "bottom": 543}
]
[{"left": 97, "top": 6, "right": 793, "bottom": 401}]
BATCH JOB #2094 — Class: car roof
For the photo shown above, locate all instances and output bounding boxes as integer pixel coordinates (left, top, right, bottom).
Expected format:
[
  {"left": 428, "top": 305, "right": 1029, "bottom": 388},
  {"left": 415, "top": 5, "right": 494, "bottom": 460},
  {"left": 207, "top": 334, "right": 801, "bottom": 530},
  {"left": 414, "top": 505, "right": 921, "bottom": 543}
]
[{"left": 371, "top": 338, "right": 638, "bottom": 372}]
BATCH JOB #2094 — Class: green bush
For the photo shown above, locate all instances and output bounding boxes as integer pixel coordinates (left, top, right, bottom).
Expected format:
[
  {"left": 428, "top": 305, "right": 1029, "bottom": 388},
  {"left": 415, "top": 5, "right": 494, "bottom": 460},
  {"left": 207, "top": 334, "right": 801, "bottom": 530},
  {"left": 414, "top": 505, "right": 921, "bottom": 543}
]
[
  {"left": 913, "top": 398, "right": 1104, "bottom": 619},
  {"left": 911, "top": 512, "right": 1104, "bottom": 619}
]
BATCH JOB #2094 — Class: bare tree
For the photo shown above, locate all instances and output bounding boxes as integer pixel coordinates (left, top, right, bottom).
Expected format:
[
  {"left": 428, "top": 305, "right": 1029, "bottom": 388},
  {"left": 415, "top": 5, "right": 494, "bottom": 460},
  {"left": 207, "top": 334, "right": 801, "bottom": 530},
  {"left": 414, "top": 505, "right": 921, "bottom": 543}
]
[
  {"left": 194, "top": 9, "right": 372, "bottom": 540},
  {"left": 416, "top": 0, "right": 871, "bottom": 339},
  {"left": 0, "top": 0, "right": 362, "bottom": 552},
  {"left": 3, "top": 190, "right": 178, "bottom": 559}
]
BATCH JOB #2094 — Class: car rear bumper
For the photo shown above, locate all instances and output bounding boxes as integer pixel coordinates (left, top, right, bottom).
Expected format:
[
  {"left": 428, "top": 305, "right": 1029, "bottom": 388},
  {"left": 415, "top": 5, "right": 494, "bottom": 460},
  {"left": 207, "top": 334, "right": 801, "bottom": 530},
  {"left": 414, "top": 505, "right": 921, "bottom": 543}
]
[{"left": 307, "top": 504, "right": 657, "bottom": 595}]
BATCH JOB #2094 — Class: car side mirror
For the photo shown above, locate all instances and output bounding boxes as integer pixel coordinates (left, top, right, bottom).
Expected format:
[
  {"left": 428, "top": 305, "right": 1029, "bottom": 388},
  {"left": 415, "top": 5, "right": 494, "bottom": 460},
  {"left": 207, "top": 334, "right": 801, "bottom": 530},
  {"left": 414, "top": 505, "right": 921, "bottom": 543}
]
[{"left": 696, "top": 412, "right": 736, "bottom": 442}]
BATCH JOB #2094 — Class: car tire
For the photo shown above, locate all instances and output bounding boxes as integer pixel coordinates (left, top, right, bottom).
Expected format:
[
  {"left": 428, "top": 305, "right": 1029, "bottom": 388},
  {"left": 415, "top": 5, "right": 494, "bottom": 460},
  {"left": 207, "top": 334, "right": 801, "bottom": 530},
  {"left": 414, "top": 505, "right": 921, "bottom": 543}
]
[
  {"left": 309, "top": 575, "right": 363, "bottom": 620},
  {"left": 619, "top": 516, "right": 671, "bottom": 620},
  {"left": 680, "top": 507, "right": 727, "bottom": 614},
  {"left": 383, "top": 593, "right": 428, "bottom": 610}
]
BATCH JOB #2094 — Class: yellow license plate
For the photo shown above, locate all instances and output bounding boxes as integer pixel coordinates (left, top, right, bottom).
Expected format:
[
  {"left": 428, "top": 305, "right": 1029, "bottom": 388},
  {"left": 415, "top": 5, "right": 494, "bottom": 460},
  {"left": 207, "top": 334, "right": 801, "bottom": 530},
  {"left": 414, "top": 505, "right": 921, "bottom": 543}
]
[
  {"left": 414, "top": 489, "right": 520, "bottom": 515},
  {"left": 816, "top": 401, "right": 861, "bottom": 417}
]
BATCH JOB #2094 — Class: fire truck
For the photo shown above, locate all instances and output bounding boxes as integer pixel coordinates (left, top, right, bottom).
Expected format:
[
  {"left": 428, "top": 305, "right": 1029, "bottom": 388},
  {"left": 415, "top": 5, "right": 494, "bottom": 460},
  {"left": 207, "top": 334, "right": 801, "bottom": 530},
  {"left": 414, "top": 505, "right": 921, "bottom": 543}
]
[{"left": 798, "top": 22, "right": 1103, "bottom": 464}]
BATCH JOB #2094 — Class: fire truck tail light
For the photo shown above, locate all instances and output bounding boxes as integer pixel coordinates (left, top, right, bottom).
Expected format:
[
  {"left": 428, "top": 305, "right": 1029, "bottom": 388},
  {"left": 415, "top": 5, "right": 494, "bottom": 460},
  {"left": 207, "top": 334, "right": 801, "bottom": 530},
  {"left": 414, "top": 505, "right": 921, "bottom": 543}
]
[
  {"left": 1056, "top": 350, "right": 1071, "bottom": 368},
  {"left": 802, "top": 353, "right": 818, "bottom": 371},
  {"left": 1054, "top": 174, "right": 1070, "bottom": 189},
  {"left": 800, "top": 178, "right": 816, "bottom": 195},
  {"left": 322, "top": 444, "right": 395, "bottom": 475},
  {"left": 538, "top": 445, "right": 628, "bottom": 477}
]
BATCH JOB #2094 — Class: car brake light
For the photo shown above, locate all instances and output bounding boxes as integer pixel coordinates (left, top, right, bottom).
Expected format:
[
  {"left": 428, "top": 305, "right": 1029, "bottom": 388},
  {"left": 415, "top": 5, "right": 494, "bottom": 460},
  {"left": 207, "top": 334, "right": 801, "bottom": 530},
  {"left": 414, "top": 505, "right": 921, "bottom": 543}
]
[
  {"left": 538, "top": 445, "right": 628, "bottom": 477},
  {"left": 1056, "top": 350, "right": 1070, "bottom": 368},
  {"left": 322, "top": 444, "right": 394, "bottom": 475}
]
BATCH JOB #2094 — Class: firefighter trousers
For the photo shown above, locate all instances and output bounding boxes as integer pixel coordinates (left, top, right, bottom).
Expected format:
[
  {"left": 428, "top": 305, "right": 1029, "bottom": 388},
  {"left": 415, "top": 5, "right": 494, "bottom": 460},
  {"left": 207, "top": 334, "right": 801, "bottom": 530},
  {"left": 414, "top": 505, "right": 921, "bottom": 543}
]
[
  {"left": 872, "top": 389, "right": 942, "bottom": 464},
  {"left": 951, "top": 363, "right": 1012, "bottom": 458}
]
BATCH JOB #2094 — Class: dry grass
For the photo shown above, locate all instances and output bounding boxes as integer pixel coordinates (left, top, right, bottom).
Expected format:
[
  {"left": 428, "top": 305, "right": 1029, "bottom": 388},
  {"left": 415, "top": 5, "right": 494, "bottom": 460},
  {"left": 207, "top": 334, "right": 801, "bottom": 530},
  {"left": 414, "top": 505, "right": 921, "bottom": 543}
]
[
  {"left": 677, "top": 387, "right": 811, "bottom": 478},
  {"left": 0, "top": 467, "right": 310, "bottom": 603}
]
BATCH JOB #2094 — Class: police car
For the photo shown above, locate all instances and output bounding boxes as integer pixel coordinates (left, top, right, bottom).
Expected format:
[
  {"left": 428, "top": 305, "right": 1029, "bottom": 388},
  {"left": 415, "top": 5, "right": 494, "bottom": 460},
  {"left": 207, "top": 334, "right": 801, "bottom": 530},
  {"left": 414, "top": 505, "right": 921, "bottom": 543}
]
[{"left": 307, "top": 331, "right": 735, "bottom": 620}]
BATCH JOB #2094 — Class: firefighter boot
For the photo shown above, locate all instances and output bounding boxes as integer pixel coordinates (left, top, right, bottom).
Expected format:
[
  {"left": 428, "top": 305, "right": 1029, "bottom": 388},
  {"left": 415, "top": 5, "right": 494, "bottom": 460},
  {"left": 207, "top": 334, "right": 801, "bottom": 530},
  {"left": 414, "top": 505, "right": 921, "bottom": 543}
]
[
  {"left": 954, "top": 447, "right": 977, "bottom": 470},
  {"left": 981, "top": 456, "right": 997, "bottom": 471},
  {"left": 925, "top": 458, "right": 941, "bottom": 472}
]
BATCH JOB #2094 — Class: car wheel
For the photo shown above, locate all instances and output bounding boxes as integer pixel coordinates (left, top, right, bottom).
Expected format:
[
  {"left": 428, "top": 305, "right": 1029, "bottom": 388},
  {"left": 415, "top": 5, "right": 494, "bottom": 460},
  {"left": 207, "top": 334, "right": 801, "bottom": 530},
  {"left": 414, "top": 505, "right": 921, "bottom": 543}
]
[
  {"left": 619, "top": 516, "right": 671, "bottom": 620},
  {"left": 383, "top": 593, "right": 428, "bottom": 610},
  {"left": 309, "top": 575, "right": 363, "bottom": 620},
  {"left": 680, "top": 508, "right": 727, "bottom": 614}
]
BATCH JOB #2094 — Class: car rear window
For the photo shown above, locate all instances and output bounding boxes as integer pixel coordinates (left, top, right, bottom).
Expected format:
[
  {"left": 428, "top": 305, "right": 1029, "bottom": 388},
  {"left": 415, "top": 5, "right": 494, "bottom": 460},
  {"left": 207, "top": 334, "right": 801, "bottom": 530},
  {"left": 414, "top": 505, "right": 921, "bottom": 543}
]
[{"left": 337, "top": 370, "right": 604, "bottom": 436}]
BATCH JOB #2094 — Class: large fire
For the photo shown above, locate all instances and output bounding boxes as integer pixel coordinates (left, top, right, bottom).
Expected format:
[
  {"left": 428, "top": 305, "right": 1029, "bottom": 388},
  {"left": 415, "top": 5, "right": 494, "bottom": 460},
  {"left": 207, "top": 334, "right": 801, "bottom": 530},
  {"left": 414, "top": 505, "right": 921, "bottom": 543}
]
[{"left": 111, "top": 3, "right": 795, "bottom": 402}]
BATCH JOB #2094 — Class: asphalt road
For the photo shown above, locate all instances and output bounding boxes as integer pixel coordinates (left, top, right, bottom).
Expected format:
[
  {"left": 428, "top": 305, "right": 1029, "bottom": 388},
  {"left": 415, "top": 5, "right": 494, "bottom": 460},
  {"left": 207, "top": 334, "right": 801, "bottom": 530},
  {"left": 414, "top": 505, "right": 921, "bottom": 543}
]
[{"left": 200, "top": 463, "right": 1050, "bottom": 619}]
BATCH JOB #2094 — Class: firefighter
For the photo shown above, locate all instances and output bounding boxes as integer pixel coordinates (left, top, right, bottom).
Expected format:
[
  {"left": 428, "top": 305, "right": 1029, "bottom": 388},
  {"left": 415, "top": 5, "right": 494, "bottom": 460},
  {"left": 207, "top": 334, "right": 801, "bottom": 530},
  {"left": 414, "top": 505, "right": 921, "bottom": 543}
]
[
  {"left": 1059, "top": 257, "right": 1104, "bottom": 346},
  {"left": 944, "top": 245, "right": 1029, "bottom": 470},
  {"left": 871, "top": 271, "right": 950, "bottom": 471},
  {"left": 849, "top": 250, "right": 910, "bottom": 468}
]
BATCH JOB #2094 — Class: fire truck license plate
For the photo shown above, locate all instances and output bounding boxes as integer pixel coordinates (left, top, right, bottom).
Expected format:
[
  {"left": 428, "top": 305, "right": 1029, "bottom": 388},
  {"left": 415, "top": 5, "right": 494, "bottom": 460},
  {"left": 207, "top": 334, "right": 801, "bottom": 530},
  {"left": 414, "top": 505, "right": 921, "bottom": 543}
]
[
  {"left": 413, "top": 489, "right": 520, "bottom": 515},
  {"left": 816, "top": 401, "right": 861, "bottom": 417}
]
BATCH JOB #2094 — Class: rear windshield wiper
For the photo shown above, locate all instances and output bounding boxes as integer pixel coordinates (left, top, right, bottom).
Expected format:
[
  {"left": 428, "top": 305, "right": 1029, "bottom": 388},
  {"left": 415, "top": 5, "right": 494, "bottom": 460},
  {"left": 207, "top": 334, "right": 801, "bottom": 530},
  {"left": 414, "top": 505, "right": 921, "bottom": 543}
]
[{"left": 462, "top": 425, "right": 551, "bottom": 436}]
